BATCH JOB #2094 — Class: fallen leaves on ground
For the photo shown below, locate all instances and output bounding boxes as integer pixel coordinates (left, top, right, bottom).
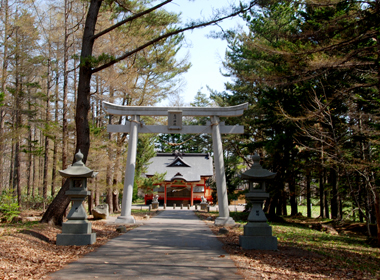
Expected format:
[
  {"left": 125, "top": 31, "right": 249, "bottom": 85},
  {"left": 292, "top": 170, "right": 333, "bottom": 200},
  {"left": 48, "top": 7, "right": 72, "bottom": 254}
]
[
  {"left": 197, "top": 212, "right": 379, "bottom": 280},
  {"left": 0, "top": 211, "right": 156, "bottom": 280}
]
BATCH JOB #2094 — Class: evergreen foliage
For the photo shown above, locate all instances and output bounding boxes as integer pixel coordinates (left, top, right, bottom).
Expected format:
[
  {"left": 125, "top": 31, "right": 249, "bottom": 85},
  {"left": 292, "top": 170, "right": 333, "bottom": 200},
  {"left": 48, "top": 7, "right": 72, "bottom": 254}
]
[{"left": 214, "top": 0, "right": 380, "bottom": 244}]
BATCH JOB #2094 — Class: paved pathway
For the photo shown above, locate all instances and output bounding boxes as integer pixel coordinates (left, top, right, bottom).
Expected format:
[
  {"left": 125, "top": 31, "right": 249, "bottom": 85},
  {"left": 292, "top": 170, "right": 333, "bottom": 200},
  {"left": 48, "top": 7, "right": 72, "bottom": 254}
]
[{"left": 48, "top": 210, "right": 242, "bottom": 280}]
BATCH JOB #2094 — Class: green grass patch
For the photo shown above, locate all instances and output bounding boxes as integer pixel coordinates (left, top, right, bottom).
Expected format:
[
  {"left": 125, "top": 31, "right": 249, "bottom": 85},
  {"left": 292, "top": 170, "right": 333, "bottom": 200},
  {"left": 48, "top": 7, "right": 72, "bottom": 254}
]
[
  {"left": 286, "top": 205, "right": 320, "bottom": 218},
  {"left": 271, "top": 222, "right": 379, "bottom": 273}
]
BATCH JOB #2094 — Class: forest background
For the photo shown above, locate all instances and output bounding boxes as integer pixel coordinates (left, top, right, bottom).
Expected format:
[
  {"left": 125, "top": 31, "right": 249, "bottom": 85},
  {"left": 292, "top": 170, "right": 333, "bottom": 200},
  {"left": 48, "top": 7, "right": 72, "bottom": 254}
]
[{"left": 0, "top": 0, "right": 379, "bottom": 246}]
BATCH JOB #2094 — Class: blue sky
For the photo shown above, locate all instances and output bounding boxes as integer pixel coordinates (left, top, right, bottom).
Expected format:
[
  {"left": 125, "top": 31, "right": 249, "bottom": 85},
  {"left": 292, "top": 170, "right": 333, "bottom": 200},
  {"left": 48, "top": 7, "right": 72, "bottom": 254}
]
[{"left": 164, "top": 0, "right": 247, "bottom": 105}]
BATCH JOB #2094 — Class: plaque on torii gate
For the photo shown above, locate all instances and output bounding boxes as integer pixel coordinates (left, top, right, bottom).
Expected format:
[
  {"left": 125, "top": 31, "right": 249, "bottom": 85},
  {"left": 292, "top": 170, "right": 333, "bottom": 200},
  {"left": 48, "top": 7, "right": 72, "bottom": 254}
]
[{"left": 103, "top": 101, "right": 248, "bottom": 225}]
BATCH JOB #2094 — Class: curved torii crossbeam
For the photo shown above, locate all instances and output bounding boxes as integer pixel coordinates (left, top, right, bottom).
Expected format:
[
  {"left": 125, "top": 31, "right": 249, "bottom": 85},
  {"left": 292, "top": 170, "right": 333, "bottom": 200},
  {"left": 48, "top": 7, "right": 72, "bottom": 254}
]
[{"left": 103, "top": 101, "right": 248, "bottom": 226}]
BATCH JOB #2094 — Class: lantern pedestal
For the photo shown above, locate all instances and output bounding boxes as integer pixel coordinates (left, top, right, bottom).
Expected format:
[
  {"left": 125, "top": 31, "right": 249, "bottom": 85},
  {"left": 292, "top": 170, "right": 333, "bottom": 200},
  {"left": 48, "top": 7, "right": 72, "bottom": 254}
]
[
  {"left": 239, "top": 235, "right": 277, "bottom": 250},
  {"left": 56, "top": 228, "right": 96, "bottom": 246},
  {"left": 239, "top": 191, "right": 277, "bottom": 250}
]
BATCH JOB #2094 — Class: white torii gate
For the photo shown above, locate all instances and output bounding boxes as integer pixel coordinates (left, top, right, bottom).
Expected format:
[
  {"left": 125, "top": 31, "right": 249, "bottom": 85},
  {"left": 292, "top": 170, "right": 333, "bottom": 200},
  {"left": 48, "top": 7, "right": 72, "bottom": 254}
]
[{"left": 103, "top": 101, "right": 248, "bottom": 225}]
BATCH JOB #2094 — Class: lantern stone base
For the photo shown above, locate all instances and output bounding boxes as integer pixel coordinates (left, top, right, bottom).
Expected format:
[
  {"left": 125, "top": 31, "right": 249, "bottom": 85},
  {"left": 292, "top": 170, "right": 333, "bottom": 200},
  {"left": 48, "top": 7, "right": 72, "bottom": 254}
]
[
  {"left": 57, "top": 233, "right": 96, "bottom": 246},
  {"left": 215, "top": 216, "right": 235, "bottom": 226},
  {"left": 61, "top": 220, "right": 93, "bottom": 234},
  {"left": 56, "top": 220, "right": 96, "bottom": 246},
  {"left": 239, "top": 235, "right": 277, "bottom": 250},
  {"left": 244, "top": 222, "right": 273, "bottom": 236},
  {"left": 239, "top": 222, "right": 277, "bottom": 250}
]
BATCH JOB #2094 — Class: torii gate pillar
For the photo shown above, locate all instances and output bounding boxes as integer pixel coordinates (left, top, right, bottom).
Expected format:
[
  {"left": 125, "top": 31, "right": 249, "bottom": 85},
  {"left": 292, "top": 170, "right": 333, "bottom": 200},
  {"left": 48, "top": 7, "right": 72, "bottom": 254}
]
[
  {"left": 103, "top": 102, "right": 248, "bottom": 225},
  {"left": 212, "top": 116, "right": 235, "bottom": 225},
  {"left": 116, "top": 115, "right": 139, "bottom": 224}
]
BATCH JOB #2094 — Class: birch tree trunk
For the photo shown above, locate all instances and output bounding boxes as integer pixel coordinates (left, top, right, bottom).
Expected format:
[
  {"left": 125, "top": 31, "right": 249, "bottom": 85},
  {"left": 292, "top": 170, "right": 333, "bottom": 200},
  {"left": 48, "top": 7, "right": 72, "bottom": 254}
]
[
  {"left": 51, "top": 56, "right": 60, "bottom": 197},
  {"left": 61, "top": 0, "right": 70, "bottom": 173}
]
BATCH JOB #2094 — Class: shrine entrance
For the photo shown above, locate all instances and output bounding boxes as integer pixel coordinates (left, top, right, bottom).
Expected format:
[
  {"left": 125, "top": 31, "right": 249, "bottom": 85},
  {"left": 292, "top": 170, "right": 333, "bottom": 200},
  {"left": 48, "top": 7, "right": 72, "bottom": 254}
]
[
  {"left": 144, "top": 151, "right": 213, "bottom": 207},
  {"left": 166, "top": 184, "right": 191, "bottom": 206},
  {"left": 103, "top": 101, "right": 248, "bottom": 225}
]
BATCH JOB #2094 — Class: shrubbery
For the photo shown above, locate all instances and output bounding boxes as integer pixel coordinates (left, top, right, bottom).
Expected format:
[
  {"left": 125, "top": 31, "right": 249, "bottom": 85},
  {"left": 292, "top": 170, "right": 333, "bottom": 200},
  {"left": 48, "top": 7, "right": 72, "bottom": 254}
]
[
  {"left": 0, "top": 191, "right": 20, "bottom": 222},
  {"left": 21, "top": 194, "right": 54, "bottom": 210}
]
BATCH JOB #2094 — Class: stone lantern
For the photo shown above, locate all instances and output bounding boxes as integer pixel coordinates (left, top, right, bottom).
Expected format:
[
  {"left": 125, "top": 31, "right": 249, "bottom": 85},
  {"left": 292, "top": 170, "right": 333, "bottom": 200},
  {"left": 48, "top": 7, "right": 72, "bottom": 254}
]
[
  {"left": 239, "top": 154, "right": 277, "bottom": 250},
  {"left": 56, "top": 150, "right": 97, "bottom": 246}
]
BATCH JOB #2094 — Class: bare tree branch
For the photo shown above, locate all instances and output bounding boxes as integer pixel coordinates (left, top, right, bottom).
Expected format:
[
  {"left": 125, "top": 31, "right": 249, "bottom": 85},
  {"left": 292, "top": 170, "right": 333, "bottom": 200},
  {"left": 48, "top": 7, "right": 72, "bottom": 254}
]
[
  {"left": 92, "top": 2, "right": 255, "bottom": 74},
  {"left": 92, "top": 0, "right": 173, "bottom": 40}
]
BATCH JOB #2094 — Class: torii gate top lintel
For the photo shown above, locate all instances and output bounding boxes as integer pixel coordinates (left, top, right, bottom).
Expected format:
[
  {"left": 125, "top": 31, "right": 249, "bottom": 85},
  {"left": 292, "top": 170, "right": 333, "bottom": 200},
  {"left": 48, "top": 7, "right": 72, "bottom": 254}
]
[{"left": 103, "top": 101, "right": 248, "bottom": 117}]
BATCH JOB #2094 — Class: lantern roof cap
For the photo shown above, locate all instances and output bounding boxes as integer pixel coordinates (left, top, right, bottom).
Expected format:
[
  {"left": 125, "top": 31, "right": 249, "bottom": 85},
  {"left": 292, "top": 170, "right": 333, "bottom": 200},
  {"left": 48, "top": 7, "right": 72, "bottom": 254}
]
[
  {"left": 241, "top": 154, "right": 276, "bottom": 181},
  {"left": 59, "top": 150, "right": 95, "bottom": 178}
]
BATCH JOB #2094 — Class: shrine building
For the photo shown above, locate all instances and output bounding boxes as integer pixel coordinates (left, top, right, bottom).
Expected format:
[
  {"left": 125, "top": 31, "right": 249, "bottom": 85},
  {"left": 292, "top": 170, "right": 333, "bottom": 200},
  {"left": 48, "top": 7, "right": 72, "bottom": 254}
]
[{"left": 144, "top": 151, "right": 213, "bottom": 206}]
